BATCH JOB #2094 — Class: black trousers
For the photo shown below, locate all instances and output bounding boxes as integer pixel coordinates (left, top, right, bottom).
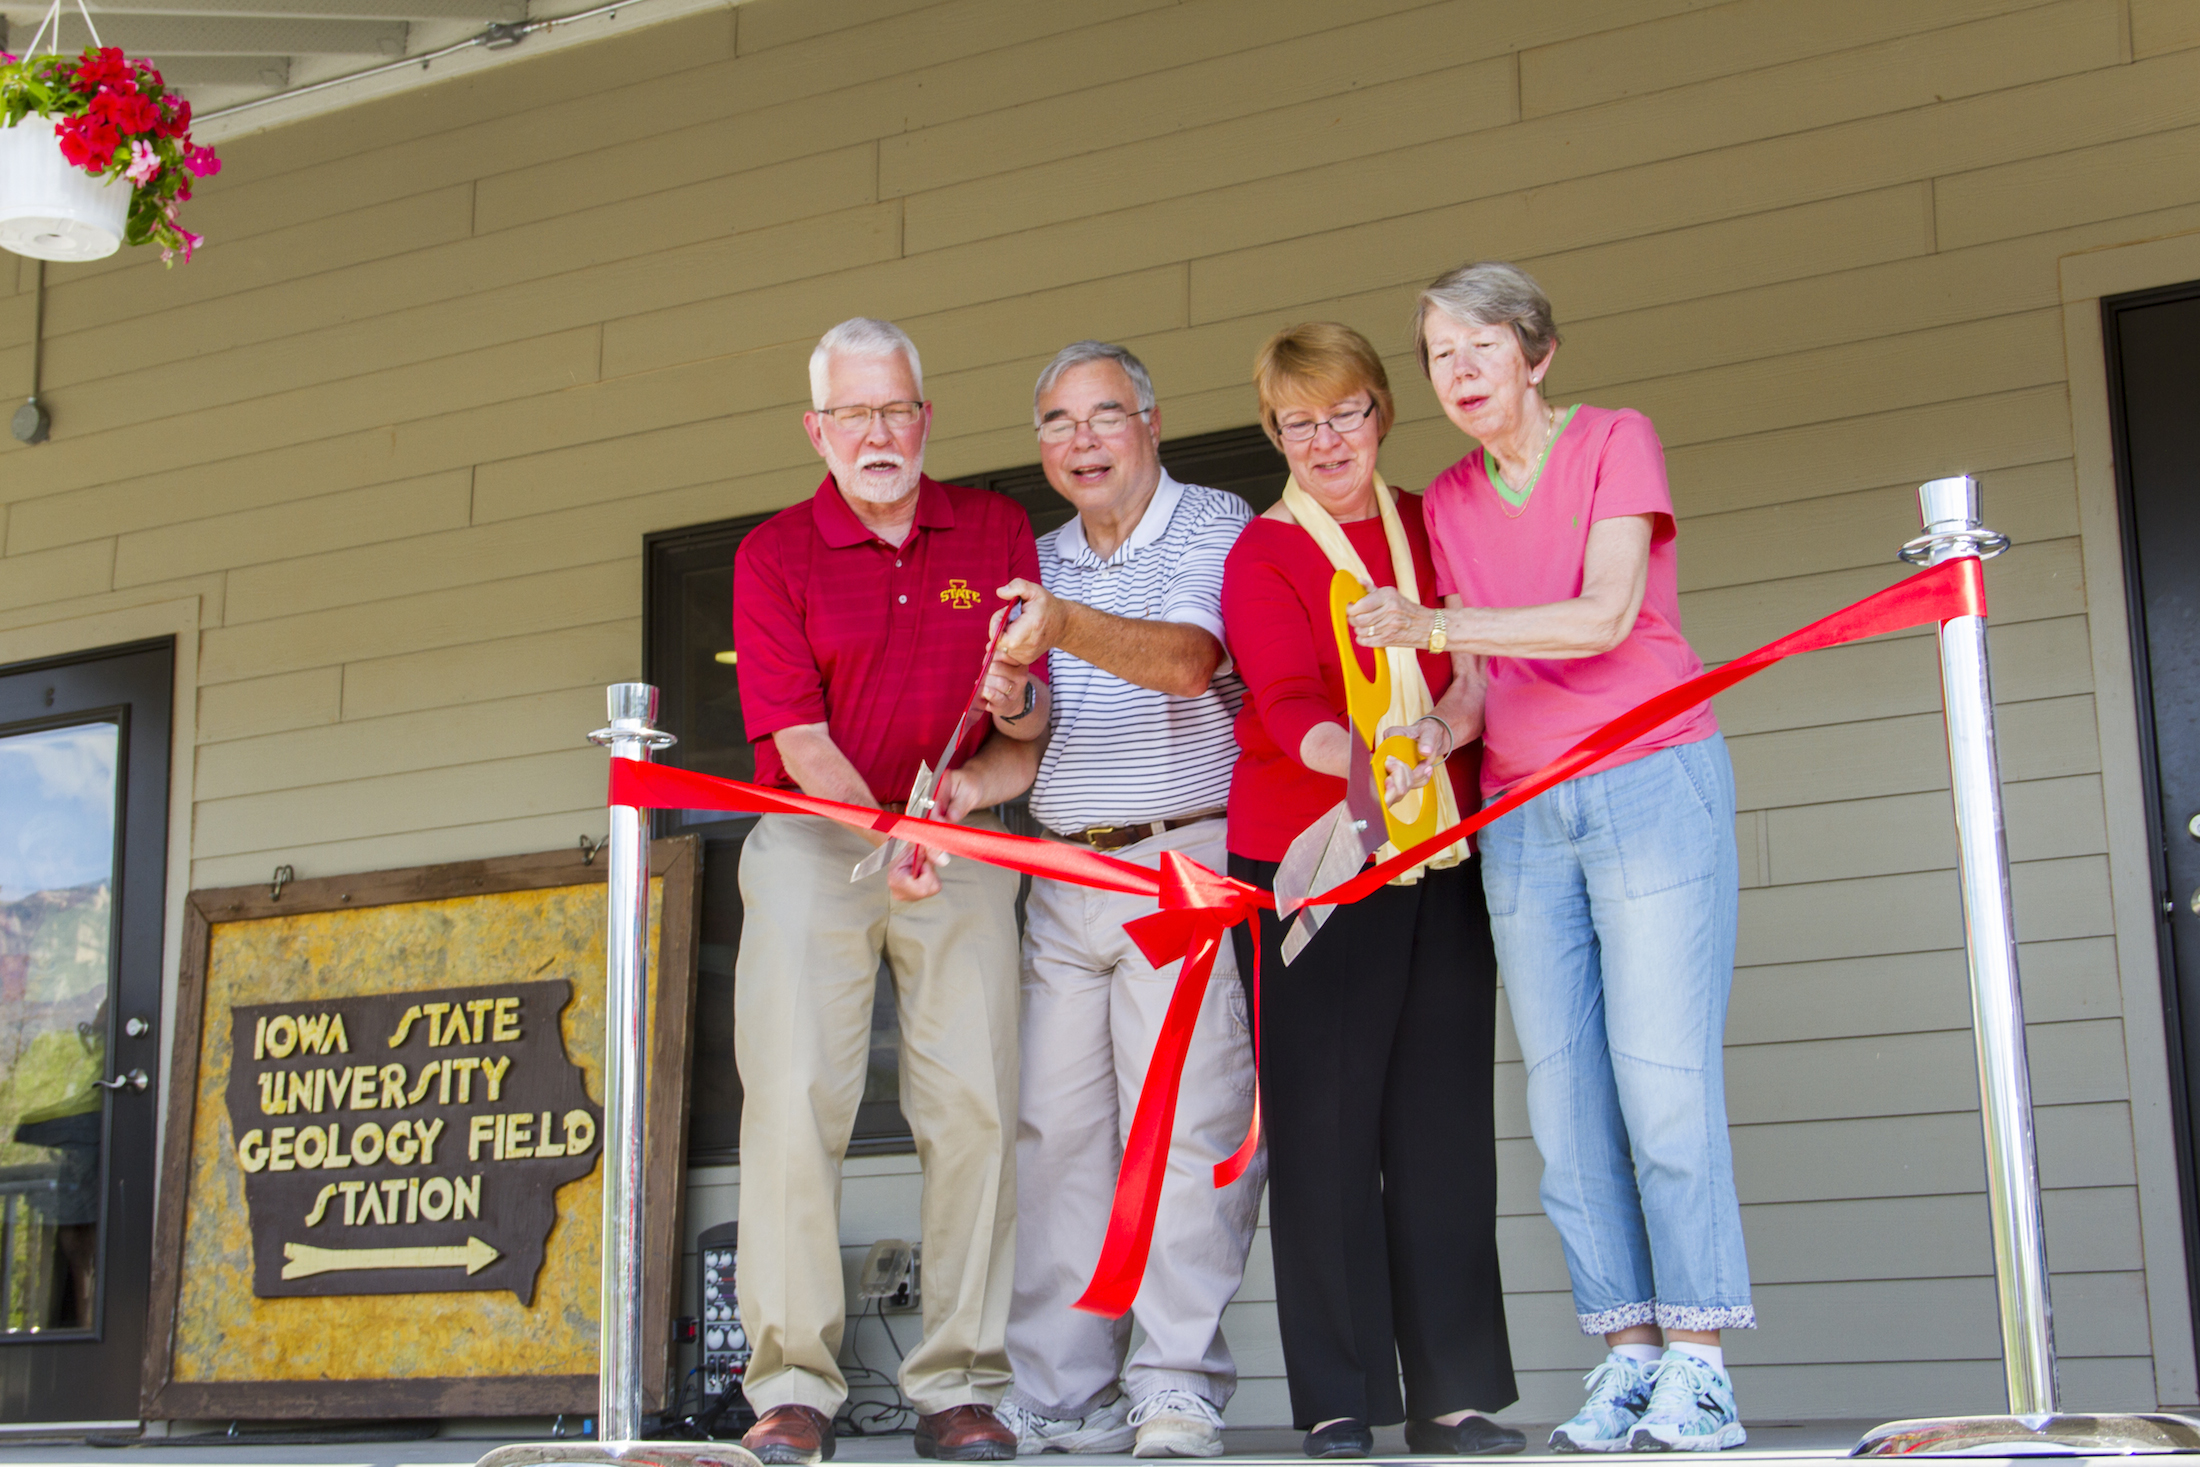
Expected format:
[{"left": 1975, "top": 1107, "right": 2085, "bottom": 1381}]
[{"left": 1229, "top": 855, "right": 1516, "bottom": 1429}]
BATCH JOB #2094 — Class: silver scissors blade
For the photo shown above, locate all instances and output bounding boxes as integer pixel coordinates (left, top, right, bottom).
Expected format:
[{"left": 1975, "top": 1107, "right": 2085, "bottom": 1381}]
[
  {"left": 850, "top": 611, "right": 1014, "bottom": 883},
  {"left": 850, "top": 761, "right": 936, "bottom": 882},
  {"left": 1273, "top": 801, "right": 1373, "bottom": 965},
  {"left": 1343, "top": 728, "right": 1389, "bottom": 857}
]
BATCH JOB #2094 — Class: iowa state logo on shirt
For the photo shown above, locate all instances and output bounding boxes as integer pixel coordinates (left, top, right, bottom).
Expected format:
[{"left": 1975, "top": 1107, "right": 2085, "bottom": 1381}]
[{"left": 939, "top": 578, "right": 984, "bottom": 609}]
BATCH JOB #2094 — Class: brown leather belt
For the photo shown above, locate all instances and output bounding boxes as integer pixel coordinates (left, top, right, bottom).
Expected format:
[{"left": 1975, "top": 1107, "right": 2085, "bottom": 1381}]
[{"left": 1055, "top": 811, "right": 1225, "bottom": 853}]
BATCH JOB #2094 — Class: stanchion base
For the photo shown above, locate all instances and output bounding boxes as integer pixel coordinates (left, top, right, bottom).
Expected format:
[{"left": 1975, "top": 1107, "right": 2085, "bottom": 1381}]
[
  {"left": 474, "top": 1441, "right": 762, "bottom": 1467},
  {"left": 1851, "top": 1413, "right": 2200, "bottom": 1456}
]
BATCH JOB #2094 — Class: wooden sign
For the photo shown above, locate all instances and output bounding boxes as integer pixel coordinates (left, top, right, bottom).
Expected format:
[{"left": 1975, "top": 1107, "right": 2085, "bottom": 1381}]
[{"left": 141, "top": 841, "right": 700, "bottom": 1420}]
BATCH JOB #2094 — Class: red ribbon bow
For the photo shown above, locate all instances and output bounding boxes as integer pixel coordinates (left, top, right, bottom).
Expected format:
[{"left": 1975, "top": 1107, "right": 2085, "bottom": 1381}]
[{"left": 1073, "top": 854, "right": 1269, "bottom": 1317}]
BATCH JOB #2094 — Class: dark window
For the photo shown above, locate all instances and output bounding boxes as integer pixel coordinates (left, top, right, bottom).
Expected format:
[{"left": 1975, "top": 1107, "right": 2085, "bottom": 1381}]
[{"left": 648, "top": 426, "right": 1285, "bottom": 1165}]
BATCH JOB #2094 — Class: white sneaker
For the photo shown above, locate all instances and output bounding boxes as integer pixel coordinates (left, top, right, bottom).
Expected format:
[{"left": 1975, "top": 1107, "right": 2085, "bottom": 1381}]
[
  {"left": 998, "top": 1392, "right": 1136, "bottom": 1454},
  {"left": 1129, "top": 1389, "right": 1226, "bottom": 1458},
  {"left": 1551, "top": 1352, "right": 1657, "bottom": 1452},
  {"left": 1627, "top": 1349, "right": 1746, "bottom": 1452}
]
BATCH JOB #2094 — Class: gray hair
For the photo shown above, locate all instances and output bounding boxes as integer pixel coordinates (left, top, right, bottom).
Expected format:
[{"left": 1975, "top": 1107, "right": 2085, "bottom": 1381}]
[
  {"left": 809, "top": 316, "right": 924, "bottom": 410},
  {"left": 1032, "top": 340, "right": 1156, "bottom": 426},
  {"left": 1411, "top": 261, "right": 1560, "bottom": 377}
]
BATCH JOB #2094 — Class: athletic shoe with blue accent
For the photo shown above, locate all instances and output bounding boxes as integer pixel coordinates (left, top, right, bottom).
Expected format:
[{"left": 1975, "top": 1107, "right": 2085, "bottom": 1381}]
[
  {"left": 1627, "top": 1348, "right": 1746, "bottom": 1452},
  {"left": 1549, "top": 1352, "right": 1657, "bottom": 1453}
]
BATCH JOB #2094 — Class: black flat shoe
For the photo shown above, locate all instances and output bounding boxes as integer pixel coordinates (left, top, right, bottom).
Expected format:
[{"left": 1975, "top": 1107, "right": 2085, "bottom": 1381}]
[
  {"left": 1405, "top": 1416, "right": 1527, "bottom": 1455},
  {"left": 1304, "top": 1420, "right": 1375, "bottom": 1458}
]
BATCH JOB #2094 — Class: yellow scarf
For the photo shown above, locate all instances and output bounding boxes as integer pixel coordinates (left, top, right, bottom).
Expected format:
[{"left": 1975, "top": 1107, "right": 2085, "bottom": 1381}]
[{"left": 1278, "top": 474, "right": 1466, "bottom": 881}]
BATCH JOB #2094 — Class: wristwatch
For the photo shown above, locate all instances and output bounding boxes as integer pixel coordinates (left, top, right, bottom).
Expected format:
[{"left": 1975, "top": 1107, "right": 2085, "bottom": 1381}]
[
  {"left": 1428, "top": 610, "right": 1448, "bottom": 655},
  {"left": 1002, "top": 679, "right": 1039, "bottom": 723}
]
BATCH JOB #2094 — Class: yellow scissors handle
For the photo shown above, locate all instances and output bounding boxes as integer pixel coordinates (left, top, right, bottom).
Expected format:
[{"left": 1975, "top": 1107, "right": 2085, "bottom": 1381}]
[
  {"left": 1329, "top": 569, "right": 1389, "bottom": 744},
  {"left": 1373, "top": 732, "right": 1443, "bottom": 849},
  {"left": 1330, "top": 569, "right": 1444, "bottom": 849}
]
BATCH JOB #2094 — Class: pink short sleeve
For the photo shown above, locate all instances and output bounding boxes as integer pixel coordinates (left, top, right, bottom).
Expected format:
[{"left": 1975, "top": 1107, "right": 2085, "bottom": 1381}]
[
  {"left": 1425, "top": 460, "right": 1472, "bottom": 601},
  {"left": 1588, "top": 410, "right": 1676, "bottom": 533}
]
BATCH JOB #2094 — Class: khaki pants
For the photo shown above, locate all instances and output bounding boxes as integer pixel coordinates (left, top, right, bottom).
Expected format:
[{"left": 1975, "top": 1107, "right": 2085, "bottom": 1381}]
[
  {"left": 1006, "top": 819, "right": 1264, "bottom": 1416},
  {"left": 734, "top": 811, "right": 1021, "bottom": 1417}
]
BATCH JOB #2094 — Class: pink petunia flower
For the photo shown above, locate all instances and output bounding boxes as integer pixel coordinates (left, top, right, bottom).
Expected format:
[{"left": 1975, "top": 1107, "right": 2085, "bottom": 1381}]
[
  {"left": 125, "top": 140, "right": 160, "bottom": 185},
  {"left": 181, "top": 143, "right": 220, "bottom": 178}
]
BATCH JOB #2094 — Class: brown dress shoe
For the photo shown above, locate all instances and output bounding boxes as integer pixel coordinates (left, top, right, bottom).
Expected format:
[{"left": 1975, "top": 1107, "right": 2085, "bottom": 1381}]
[
  {"left": 742, "top": 1404, "right": 836, "bottom": 1465},
  {"left": 916, "top": 1403, "right": 1017, "bottom": 1461}
]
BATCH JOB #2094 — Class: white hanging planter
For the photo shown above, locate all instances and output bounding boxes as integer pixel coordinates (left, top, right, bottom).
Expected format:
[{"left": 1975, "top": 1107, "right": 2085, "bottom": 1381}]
[{"left": 0, "top": 113, "right": 130, "bottom": 262}]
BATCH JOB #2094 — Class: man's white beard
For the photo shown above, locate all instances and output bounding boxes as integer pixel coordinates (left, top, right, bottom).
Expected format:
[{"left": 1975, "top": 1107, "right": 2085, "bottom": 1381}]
[{"left": 826, "top": 443, "right": 925, "bottom": 505}]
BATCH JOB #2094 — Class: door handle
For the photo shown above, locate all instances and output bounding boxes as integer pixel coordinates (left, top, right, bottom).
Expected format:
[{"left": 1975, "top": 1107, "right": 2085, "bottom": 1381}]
[{"left": 94, "top": 1069, "right": 149, "bottom": 1093}]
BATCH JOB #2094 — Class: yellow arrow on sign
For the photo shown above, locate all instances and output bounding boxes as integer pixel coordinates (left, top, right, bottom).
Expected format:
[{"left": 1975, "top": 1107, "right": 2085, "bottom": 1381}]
[{"left": 281, "top": 1235, "right": 501, "bottom": 1280}]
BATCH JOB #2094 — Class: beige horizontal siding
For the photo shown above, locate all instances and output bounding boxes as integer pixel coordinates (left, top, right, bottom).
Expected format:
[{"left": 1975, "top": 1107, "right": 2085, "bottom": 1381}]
[
  {"left": 2133, "top": 0, "right": 2200, "bottom": 56},
  {"left": 2, "top": 0, "right": 2190, "bottom": 1422}
]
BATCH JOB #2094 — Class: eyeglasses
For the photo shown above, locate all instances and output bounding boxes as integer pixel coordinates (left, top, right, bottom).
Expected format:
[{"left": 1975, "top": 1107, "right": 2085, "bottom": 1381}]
[
  {"left": 817, "top": 400, "right": 924, "bottom": 432},
  {"left": 1276, "top": 398, "right": 1376, "bottom": 443},
  {"left": 1035, "top": 406, "right": 1152, "bottom": 445}
]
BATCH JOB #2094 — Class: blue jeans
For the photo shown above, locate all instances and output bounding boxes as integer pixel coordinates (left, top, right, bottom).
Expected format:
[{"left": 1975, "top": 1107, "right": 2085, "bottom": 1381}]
[{"left": 1480, "top": 733, "right": 1754, "bottom": 1335}]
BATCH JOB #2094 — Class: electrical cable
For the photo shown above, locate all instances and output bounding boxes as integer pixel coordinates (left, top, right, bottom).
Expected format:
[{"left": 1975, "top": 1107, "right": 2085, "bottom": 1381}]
[
  {"left": 835, "top": 1299, "right": 916, "bottom": 1437},
  {"left": 877, "top": 1300, "right": 907, "bottom": 1364}
]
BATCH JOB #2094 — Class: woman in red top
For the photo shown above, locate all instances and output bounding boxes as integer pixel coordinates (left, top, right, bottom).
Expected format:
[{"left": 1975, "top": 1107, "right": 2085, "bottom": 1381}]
[{"left": 1220, "top": 323, "right": 1519, "bottom": 1459}]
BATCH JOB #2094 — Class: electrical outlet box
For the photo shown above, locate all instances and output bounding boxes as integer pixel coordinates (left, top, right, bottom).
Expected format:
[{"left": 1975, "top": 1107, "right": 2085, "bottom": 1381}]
[
  {"left": 698, "top": 1222, "right": 752, "bottom": 1405},
  {"left": 856, "top": 1238, "right": 921, "bottom": 1311}
]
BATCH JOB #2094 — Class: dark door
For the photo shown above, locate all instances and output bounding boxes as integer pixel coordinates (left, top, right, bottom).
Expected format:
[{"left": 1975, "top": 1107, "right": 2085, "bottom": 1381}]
[
  {"left": 0, "top": 640, "right": 172, "bottom": 1424},
  {"left": 2105, "top": 283, "right": 2200, "bottom": 1348}
]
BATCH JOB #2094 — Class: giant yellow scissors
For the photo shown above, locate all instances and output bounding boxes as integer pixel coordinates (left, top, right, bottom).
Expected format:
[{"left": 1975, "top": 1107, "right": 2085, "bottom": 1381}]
[
  {"left": 1272, "top": 572, "right": 1446, "bottom": 961},
  {"left": 1329, "top": 569, "right": 1443, "bottom": 853}
]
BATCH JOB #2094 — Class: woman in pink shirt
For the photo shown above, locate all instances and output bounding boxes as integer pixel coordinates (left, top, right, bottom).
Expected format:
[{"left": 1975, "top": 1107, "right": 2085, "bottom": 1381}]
[{"left": 1350, "top": 263, "right": 1751, "bottom": 1455}]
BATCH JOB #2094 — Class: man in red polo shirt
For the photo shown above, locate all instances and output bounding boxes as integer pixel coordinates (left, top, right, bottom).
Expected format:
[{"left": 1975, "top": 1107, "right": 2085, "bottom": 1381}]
[{"left": 732, "top": 317, "right": 1047, "bottom": 1466}]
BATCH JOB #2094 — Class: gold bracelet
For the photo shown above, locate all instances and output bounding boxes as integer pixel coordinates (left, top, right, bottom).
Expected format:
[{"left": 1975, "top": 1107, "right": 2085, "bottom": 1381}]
[{"left": 1427, "top": 609, "right": 1448, "bottom": 655}]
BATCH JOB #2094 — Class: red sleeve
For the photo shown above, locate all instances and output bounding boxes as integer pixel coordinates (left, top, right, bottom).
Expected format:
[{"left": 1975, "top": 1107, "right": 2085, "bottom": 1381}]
[
  {"left": 1222, "top": 528, "right": 1343, "bottom": 769},
  {"left": 1001, "top": 502, "right": 1049, "bottom": 685},
  {"left": 1589, "top": 409, "right": 1676, "bottom": 541},
  {"left": 733, "top": 526, "right": 827, "bottom": 739}
]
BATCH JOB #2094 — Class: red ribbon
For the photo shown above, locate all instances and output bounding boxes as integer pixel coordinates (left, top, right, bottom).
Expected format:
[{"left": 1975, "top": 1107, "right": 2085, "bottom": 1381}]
[
  {"left": 606, "top": 554, "right": 1987, "bottom": 1318},
  {"left": 610, "top": 760, "right": 1174, "bottom": 899},
  {"left": 1295, "top": 555, "right": 1986, "bottom": 910},
  {"left": 1081, "top": 853, "right": 1268, "bottom": 1315}
]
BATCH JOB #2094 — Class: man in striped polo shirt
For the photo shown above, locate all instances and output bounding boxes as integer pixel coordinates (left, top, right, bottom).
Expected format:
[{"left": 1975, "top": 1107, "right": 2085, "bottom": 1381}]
[{"left": 989, "top": 342, "right": 1262, "bottom": 1460}]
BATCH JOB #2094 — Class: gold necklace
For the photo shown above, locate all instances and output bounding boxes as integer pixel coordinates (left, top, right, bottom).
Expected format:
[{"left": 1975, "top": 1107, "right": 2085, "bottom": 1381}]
[{"left": 1492, "top": 401, "right": 1558, "bottom": 520}]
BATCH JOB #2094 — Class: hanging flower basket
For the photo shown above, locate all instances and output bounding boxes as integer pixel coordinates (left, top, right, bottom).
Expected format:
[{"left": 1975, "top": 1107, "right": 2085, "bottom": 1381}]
[
  {"left": 0, "top": 112, "right": 127, "bottom": 261},
  {"left": 0, "top": 7, "right": 218, "bottom": 264}
]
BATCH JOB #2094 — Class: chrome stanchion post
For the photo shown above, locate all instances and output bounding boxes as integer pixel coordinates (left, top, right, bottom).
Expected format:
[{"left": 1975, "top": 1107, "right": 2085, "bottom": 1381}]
[
  {"left": 589, "top": 683, "right": 674, "bottom": 1446},
  {"left": 1921, "top": 475, "right": 2055, "bottom": 1414},
  {"left": 476, "top": 686, "right": 761, "bottom": 1467},
  {"left": 1853, "top": 481, "right": 2200, "bottom": 1457}
]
